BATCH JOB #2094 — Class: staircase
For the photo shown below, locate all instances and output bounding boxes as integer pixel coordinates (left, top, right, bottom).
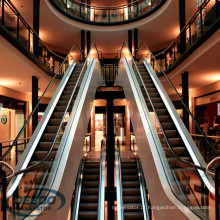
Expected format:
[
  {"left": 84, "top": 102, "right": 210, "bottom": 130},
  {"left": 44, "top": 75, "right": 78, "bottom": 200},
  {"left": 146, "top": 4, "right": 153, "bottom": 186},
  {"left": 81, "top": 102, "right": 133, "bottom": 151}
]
[
  {"left": 121, "top": 158, "right": 144, "bottom": 219},
  {"left": 78, "top": 161, "right": 100, "bottom": 219}
]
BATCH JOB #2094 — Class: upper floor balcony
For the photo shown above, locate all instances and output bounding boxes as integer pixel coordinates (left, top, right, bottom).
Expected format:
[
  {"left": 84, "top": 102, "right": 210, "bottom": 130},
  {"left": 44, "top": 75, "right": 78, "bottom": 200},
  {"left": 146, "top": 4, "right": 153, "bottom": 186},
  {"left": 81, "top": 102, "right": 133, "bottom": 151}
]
[{"left": 50, "top": 0, "right": 166, "bottom": 25}]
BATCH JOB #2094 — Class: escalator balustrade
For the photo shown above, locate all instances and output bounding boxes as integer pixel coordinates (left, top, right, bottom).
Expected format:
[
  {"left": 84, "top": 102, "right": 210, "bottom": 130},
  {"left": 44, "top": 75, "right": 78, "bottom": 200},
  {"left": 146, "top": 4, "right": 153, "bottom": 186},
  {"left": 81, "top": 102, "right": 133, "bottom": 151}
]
[{"left": 7, "top": 63, "right": 84, "bottom": 217}]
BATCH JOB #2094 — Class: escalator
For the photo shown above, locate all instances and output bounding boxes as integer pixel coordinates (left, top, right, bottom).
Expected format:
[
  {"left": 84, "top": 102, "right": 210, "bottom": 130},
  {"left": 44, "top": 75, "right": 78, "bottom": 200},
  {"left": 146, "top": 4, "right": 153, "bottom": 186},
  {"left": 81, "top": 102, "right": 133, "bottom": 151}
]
[
  {"left": 117, "top": 42, "right": 219, "bottom": 219},
  {"left": 116, "top": 141, "right": 150, "bottom": 220},
  {"left": 1, "top": 43, "right": 103, "bottom": 219},
  {"left": 121, "top": 158, "right": 144, "bottom": 219},
  {"left": 6, "top": 61, "right": 85, "bottom": 218},
  {"left": 79, "top": 160, "right": 100, "bottom": 219},
  {"left": 71, "top": 141, "right": 106, "bottom": 220}
]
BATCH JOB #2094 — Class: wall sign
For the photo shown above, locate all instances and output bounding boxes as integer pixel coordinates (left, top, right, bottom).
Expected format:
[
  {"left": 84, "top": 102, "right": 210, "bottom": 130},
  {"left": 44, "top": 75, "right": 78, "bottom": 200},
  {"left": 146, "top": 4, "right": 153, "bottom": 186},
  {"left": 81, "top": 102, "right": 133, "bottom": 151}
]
[{"left": 1, "top": 115, "right": 7, "bottom": 125}]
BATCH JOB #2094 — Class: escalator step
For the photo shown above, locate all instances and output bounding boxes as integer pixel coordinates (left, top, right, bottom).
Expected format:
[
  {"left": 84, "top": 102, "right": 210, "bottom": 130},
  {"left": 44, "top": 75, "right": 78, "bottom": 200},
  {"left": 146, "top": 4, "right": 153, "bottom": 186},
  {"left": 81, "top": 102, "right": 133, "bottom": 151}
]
[
  {"left": 122, "top": 175, "right": 139, "bottom": 181},
  {"left": 148, "top": 92, "right": 159, "bottom": 98},
  {"left": 123, "top": 195, "right": 142, "bottom": 203},
  {"left": 67, "top": 82, "right": 76, "bottom": 87},
  {"left": 60, "top": 95, "right": 71, "bottom": 101},
  {"left": 55, "top": 105, "right": 70, "bottom": 112},
  {"left": 123, "top": 181, "right": 139, "bottom": 188},
  {"left": 34, "top": 150, "right": 57, "bottom": 160},
  {"left": 163, "top": 146, "right": 186, "bottom": 156},
  {"left": 83, "top": 168, "right": 100, "bottom": 174},
  {"left": 83, "top": 174, "right": 99, "bottom": 181},
  {"left": 38, "top": 142, "right": 59, "bottom": 151},
  {"left": 80, "top": 195, "right": 98, "bottom": 203},
  {"left": 161, "top": 122, "right": 174, "bottom": 130},
  {"left": 123, "top": 203, "right": 143, "bottom": 212},
  {"left": 49, "top": 119, "right": 62, "bottom": 126},
  {"left": 52, "top": 112, "right": 64, "bottom": 119},
  {"left": 46, "top": 126, "right": 59, "bottom": 133},
  {"left": 144, "top": 83, "right": 154, "bottom": 88},
  {"left": 84, "top": 163, "right": 100, "bottom": 168},
  {"left": 81, "top": 188, "right": 98, "bottom": 195},
  {"left": 156, "top": 109, "right": 167, "bottom": 115},
  {"left": 78, "top": 211, "right": 97, "bottom": 220},
  {"left": 41, "top": 134, "right": 56, "bottom": 142},
  {"left": 58, "top": 100, "right": 73, "bottom": 106},
  {"left": 65, "top": 86, "right": 75, "bottom": 91},
  {"left": 168, "top": 156, "right": 191, "bottom": 168},
  {"left": 69, "top": 78, "right": 78, "bottom": 82},
  {"left": 79, "top": 203, "right": 98, "bottom": 211},
  {"left": 123, "top": 188, "right": 140, "bottom": 195},
  {"left": 157, "top": 115, "right": 170, "bottom": 122},
  {"left": 121, "top": 162, "right": 137, "bottom": 168},
  {"left": 146, "top": 88, "right": 156, "bottom": 93},
  {"left": 160, "top": 138, "right": 182, "bottom": 147},
  {"left": 82, "top": 181, "right": 99, "bottom": 187},
  {"left": 147, "top": 102, "right": 164, "bottom": 109},
  {"left": 122, "top": 168, "right": 138, "bottom": 174},
  {"left": 164, "top": 130, "right": 178, "bottom": 138},
  {"left": 124, "top": 212, "right": 144, "bottom": 219}
]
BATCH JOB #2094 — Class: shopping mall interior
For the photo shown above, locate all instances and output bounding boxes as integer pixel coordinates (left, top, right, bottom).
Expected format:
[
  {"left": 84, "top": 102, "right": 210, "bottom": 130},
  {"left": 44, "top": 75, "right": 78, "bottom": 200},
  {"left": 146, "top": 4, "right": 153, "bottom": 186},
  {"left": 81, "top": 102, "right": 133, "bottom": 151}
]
[{"left": 0, "top": 0, "right": 219, "bottom": 219}]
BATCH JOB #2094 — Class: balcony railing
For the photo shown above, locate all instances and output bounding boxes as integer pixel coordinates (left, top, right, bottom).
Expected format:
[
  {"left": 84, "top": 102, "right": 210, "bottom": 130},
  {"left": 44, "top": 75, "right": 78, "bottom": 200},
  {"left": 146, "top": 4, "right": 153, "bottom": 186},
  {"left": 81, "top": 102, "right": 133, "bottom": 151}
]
[
  {"left": 0, "top": 0, "right": 82, "bottom": 75},
  {"left": 136, "top": 0, "right": 220, "bottom": 73},
  {"left": 51, "top": 0, "right": 165, "bottom": 24}
]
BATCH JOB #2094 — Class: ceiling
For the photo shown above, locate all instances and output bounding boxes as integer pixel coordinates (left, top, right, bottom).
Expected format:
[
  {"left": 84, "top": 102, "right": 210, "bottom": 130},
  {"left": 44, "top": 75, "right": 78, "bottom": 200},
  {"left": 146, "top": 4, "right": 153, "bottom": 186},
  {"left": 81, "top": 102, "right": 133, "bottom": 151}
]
[{"left": 1, "top": 0, "right": 219, "bottom": 100}]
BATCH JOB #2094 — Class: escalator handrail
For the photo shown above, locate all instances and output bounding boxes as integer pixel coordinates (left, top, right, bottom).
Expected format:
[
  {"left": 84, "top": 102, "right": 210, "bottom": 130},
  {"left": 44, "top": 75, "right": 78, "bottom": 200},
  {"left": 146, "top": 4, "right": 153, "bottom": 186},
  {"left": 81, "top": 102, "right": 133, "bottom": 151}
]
[
  {"left": 206, "top": 157, "right": 220, "bottom": 177},
  {"left": 121, "top": 42, "right": 207, "bottom": 171},
  {"left": 116, "top": 139, "right": 124, "bottom": 220},
  {"left": 6, "top": 44, "right": 98, "bottom": 181},
  {"left": 135, "top": 155, "right": 151, "bottom": 220},
  {"left": 0, "top": 43, "right": 82, "bottom": 161},
  {"left": 71, "top": 157, "right": 86, "bottom": 220},
  {"left": 98, "top": 139, "right": 106, "bottom": 220},
  {"left": 137, "top": 41, "right": 220, "bottom": 156}
]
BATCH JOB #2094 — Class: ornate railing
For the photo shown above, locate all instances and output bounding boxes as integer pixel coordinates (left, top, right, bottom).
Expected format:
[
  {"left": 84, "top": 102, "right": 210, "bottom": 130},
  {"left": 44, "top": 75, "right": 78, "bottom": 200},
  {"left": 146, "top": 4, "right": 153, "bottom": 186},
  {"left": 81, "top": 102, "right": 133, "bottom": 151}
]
[
  {"left": 51, "top": 0, "right": 165, "bottom": 24},
  {"left": 0, "top": 0, "right": 82, "bottom": 75},
  {"left": 136, "top": 0, "right": 220, "bottom": 73}
]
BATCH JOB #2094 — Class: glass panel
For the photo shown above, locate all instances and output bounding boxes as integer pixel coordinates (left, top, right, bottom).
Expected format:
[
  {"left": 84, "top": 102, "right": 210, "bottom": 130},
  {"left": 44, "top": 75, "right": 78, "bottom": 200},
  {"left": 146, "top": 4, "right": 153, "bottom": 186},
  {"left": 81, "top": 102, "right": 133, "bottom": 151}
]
[
  {"left": 4, "top": 2, "right": 17, "bottom": 37},
  {"left": 19, "top": 19, "right": 29, "bottom": 49},
  {"left": 95, "top": 8, "right": 108, "bottom": 22}
]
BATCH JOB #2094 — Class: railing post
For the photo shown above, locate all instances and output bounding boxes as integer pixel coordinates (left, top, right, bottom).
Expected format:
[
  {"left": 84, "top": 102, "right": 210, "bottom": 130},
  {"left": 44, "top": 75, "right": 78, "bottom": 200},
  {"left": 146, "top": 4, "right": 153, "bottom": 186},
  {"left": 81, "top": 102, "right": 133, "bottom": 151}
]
[
  {"left": 28, "top": 27, "right": 31, "bottom": 51},
  {"left": 215, "top": 166, "right": 220, "bottom": 220},
  {"left": 0, "top": 170, "right": 6, "bottom": 220},
  {"left": 17, "top": 15, "right": 19, "bottom": 40},
  {"left": 200, "top": 8, "right": 203, "bottom": 35},
  {"left": 2, "top": 0, "right": 5, "bottom": 25},
  {"left": 16, "top": 142, "right": 18, "bottom": 164},
  {"left": 0, "top": 143, "right": 2, "bottom": 170}
]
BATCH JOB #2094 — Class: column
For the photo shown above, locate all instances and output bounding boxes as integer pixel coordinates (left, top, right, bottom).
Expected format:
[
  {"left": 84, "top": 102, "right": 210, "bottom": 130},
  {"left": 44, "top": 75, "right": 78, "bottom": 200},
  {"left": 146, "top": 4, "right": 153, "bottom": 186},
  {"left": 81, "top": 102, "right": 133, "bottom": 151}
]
[
  {"left": 179, "top": 0, "right": 186, "bottom": 53},
  {"left": 81, "top": 30, "right": 85, "bottom": 60},
  {"left": 125, "top": 106, "right": 130, "bottom": 150},
  {"left": 91, "top": 106, "right": 95, "bottom": 151},
  {"left": 134, "top": 28, "right": 138, "bottom": 58},
  {"left": 128, "top": 0, "right": 131, "bottom": 19},
  {"left": 128, "top": 30, "right": 132, "bottom": 54},
  {"left": 33, "top": 0, "right": 40, "bottom": 58},
  {"left": 182, "top": 72, "right": 189, "bottom": 130},
  {"left": 87, "top": 31, "right": 91, "bottom": 55},
  {"left": 106, "top": 96, "right": 115, "bottom": 220},
  {"left": 32, "top": 76, "right": 38, "bottom": 133}
]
